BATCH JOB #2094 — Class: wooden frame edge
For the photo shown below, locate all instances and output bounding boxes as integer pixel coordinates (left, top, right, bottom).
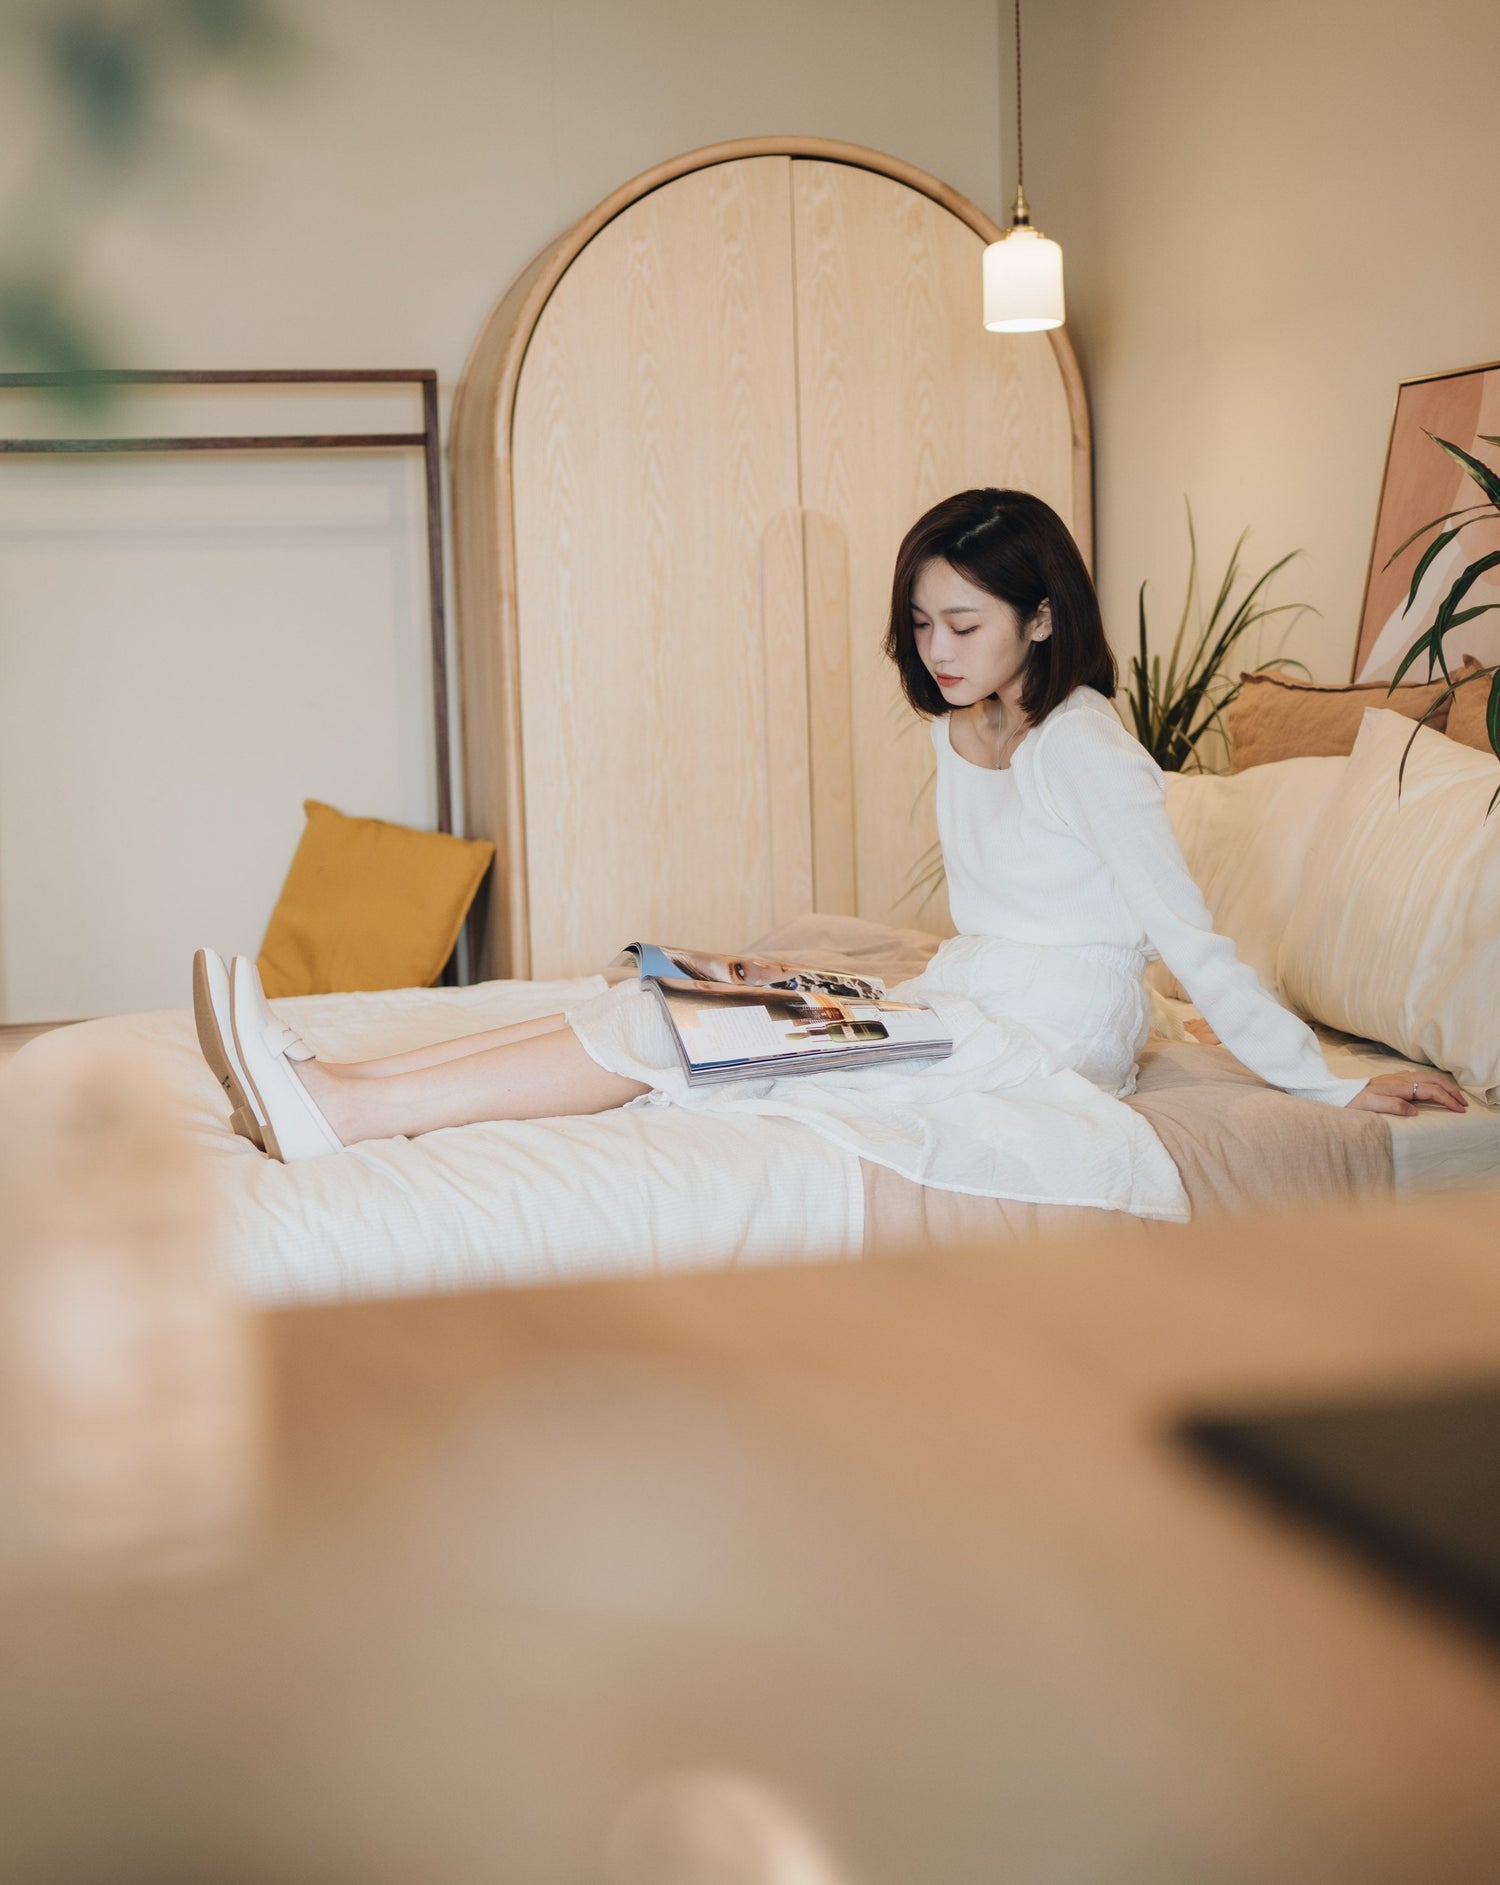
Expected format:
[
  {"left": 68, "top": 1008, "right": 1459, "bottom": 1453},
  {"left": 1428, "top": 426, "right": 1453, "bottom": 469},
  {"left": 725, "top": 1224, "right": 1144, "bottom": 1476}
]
[{"left": 1351, "top": 355, "right": 1500, "bottom": 683}]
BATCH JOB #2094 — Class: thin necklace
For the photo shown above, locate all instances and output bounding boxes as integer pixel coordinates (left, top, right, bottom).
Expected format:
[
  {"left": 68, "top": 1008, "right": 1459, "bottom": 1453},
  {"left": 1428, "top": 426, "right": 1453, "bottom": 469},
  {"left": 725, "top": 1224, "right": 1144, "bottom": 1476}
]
[{"left": 988, "top": 700, "right": 1024, "bottom": 769}]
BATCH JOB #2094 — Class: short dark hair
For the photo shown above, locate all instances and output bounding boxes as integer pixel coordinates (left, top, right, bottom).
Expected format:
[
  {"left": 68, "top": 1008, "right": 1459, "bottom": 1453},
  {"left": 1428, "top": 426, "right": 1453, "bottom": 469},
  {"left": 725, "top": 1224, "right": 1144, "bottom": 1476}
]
[{"left": 884, "top": 489, "right": 1116, "bottom": 723}]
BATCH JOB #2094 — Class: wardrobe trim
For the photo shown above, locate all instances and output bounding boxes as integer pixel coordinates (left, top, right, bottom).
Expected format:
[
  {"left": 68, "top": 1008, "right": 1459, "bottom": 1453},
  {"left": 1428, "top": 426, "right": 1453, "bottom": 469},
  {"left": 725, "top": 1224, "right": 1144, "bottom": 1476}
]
[{"left": 450, "top": 137, "right": 1092, "bottom": 979}]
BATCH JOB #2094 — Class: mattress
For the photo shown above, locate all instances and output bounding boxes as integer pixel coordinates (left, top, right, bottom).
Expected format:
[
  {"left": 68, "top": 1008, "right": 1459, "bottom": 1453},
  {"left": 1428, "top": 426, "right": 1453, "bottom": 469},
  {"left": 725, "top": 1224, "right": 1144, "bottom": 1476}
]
[
  {"left": 7, "top": 977, "right": 865, "bottom": 1305},
  {"left": 7, "top": 927, "right": 1491, "bottom": 1308}
]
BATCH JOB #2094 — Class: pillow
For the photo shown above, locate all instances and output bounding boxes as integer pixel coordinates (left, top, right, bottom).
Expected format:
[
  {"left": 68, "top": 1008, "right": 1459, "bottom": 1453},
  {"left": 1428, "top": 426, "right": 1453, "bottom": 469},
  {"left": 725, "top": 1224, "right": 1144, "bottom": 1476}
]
[
  {"left": 258, "top": 800, "right": 494, "bottom": 997},
  {"left": 1445, "top": 656, "right": 1496, "bottom": 756},
  {"left": 1277, "top": 710, "right": 1500, "bottom": 1097},
  {"left": 1150, "top": 756, "right": 1348, "bottom": 1001},
  {"left": 1225, "top": 669, "right": 1451, "bottom": 772}
]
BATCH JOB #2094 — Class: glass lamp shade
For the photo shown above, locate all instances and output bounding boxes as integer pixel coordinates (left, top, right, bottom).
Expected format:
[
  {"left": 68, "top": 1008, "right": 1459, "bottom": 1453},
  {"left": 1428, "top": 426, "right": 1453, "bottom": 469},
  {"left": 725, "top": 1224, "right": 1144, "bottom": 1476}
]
[{"left": 982, "top": 226, "right": 1065, "bottom": 333}]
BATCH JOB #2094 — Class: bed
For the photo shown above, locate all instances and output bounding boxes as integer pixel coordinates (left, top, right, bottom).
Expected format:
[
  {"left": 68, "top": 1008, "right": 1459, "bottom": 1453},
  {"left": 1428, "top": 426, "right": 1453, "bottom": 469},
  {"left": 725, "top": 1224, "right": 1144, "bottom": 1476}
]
[{"left": 9, "top": 907, "right": 1494, "bottom": 1306}]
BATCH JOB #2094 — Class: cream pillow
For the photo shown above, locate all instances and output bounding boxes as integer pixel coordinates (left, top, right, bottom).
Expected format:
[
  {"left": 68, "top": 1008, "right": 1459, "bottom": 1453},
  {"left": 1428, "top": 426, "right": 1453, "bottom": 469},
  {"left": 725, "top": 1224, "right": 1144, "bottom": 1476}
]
[
  {"left": 1277, "top": 709, "right": 1500, "bottom": 1097},
  {"left": 1150, "top": 756, "right": 1348, "bottom": 1001}
]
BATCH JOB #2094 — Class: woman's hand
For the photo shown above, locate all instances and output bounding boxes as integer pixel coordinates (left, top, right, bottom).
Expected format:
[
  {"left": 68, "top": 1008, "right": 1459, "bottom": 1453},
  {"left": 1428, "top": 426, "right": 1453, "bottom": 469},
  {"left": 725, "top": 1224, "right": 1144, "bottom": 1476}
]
[{"left": 1347, "top": 1070, "right": 1469, "bottom": 1117}]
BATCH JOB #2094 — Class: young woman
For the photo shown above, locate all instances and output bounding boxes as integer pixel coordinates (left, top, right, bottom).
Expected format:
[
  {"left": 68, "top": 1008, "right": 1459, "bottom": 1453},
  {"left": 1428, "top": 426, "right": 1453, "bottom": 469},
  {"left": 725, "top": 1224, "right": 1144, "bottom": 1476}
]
[{"left": 195, "top": 489, "right": 1466, "bottom": 1219}]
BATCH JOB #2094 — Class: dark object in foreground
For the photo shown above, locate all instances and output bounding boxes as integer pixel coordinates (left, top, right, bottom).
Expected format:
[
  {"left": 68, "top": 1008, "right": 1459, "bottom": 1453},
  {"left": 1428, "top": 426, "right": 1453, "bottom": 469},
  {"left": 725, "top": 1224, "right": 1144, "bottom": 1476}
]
[{"left": 1181, "top": 1378, "right": 1500, "bottom": 1648}]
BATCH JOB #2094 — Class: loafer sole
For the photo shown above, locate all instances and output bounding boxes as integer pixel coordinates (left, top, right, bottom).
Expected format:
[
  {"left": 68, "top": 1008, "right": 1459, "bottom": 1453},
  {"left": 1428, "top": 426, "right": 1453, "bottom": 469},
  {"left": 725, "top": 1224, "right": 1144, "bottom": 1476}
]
[{"left": 193, "top": 948, "right": 266, "bottom": 1150}]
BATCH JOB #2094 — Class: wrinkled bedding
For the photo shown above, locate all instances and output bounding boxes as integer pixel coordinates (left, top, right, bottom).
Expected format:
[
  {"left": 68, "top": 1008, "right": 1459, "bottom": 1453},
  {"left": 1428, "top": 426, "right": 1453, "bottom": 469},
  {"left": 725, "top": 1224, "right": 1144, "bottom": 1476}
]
[
  {"left": 756, "top": 916, "right": 1393, "bottom": 1252},
  {"left": 6, "top": 915, "right": 1406, "bottom": 1303}
]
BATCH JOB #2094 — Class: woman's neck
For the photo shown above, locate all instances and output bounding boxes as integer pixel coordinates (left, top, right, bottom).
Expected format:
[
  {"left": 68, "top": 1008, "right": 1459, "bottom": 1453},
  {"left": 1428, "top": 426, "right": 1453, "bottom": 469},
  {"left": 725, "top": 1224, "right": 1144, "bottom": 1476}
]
[{"left": 958, "top": 690, "right": 1030, "bottom": 770}]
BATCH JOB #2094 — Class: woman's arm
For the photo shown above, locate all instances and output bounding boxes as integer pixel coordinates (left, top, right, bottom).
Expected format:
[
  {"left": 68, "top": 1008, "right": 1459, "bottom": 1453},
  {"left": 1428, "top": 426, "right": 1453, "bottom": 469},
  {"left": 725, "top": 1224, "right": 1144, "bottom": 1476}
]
[{"left": 1032, "top": 709, "right": 1371, "bottom": 1107}]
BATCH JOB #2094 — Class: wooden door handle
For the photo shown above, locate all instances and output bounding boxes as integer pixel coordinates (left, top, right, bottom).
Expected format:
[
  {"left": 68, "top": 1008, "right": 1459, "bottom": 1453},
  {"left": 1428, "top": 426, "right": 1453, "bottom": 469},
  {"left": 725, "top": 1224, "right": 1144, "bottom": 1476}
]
[
  {"left": 802, "top": 510, "right": 857, "bottom": 915},
  {"left": 759, "top": 510, "right": 814, "bottom": 927}
]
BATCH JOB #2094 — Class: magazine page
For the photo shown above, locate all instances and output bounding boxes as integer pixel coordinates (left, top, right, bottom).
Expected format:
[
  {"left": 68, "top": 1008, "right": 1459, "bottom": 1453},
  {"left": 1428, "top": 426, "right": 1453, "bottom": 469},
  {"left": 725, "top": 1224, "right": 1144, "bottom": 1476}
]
[
  {"left": 618, "top": 942, "right": 887, "bottom": 1002},
  {"left": 615, "top": 941, "right": 950, "bottom": 1086}
]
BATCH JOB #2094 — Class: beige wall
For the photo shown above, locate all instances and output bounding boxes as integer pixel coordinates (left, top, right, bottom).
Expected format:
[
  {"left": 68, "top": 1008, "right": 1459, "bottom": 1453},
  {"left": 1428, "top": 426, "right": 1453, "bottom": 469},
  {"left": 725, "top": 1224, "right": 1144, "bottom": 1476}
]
[
  {"left": 0, "top": 0, "right": 1007, "bottom": 1019},
  {"left": 1024, "top": 0, "right": 1500, "bottom": 684}
]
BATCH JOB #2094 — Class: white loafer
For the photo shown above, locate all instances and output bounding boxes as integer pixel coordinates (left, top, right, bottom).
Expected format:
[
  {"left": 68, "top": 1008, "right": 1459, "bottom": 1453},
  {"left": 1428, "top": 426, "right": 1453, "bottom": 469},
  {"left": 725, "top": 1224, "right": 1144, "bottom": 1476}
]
[
  {"left": 193, "top": 947, "right": 267, "bottom": 1149},
  {"left": 228, "top": 955, "right": 343, "bottom": 1162}
]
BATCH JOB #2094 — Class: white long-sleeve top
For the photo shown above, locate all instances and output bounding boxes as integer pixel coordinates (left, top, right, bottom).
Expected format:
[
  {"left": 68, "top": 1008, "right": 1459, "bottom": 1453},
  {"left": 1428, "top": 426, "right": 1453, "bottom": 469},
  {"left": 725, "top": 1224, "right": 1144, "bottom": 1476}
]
[{"left": 932, "top": 685, "right": 1367, "bottom": 1108}]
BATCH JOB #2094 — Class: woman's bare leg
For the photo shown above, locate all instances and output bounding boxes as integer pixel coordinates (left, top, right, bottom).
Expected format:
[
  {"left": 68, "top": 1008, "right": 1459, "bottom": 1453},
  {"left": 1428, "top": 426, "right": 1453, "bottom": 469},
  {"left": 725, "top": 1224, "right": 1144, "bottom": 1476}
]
[
  {"left": 327, "top": 1011, "right": 570, "bottom": 1078},
  {"left": 294, "top": 1024, "right": 646, "bottom": 1143}
]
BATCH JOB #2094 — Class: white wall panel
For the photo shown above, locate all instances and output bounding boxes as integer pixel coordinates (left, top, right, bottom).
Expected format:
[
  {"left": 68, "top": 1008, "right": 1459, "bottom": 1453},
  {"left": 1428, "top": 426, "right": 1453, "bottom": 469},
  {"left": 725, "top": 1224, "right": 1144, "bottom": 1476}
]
[{"left": 0, "top": 446, "right": 430, "bottom": 1018}]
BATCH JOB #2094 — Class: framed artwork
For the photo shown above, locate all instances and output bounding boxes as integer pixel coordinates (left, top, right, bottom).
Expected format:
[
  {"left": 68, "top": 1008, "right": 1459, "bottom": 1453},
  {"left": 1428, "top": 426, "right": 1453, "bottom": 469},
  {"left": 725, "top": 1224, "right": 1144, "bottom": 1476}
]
[{"left": 1354, "top": 359, "right": 1500, "bottom": 682}]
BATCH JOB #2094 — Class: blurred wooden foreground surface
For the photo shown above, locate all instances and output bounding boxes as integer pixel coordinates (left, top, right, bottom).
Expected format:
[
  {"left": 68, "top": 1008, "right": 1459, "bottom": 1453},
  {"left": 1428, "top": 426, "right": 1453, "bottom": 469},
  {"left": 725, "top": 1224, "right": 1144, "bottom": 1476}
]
[{"left": 4, "top": 1186, "right": 1500, "bottom": 1884}]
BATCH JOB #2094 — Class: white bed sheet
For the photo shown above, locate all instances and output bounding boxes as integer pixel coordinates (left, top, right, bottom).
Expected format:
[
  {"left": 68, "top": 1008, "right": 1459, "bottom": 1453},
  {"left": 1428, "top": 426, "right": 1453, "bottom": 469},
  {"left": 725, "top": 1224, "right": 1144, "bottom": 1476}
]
[{"left": 8, "top": 977, "right": 866, "bottom": 1305}]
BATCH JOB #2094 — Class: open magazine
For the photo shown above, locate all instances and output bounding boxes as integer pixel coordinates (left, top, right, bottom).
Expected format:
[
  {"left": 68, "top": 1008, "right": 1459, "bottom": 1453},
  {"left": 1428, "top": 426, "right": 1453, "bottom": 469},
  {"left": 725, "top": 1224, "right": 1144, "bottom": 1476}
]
[{"left": 617, "top": 942, "right": 954, "bottom": 1087}]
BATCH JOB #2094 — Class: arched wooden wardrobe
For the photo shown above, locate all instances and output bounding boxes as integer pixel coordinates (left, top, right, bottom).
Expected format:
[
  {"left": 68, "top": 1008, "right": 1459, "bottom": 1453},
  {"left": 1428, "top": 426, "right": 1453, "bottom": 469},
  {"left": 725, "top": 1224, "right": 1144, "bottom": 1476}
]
[{"left": 450, "top": 137, "right": 1090, "bottom": 981}]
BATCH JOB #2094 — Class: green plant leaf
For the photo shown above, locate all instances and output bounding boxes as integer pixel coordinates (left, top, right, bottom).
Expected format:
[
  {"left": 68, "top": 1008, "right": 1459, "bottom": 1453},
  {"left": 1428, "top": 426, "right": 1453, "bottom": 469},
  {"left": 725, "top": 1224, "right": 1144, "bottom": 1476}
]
[
  {"left": 1403, "top": 525, "right": 1463, "bottom": 614},
  {"left": 1391, "top": 673, "right": 1470, "bottom": 795},
  {"left": 1383, "top": 503, "right": 1492, "bottom": 567},
  {"left": 1430, "top": 551, "right": 1500, "bottom": 667},
  {"left": 1396, "top": 719, "right": 1420, "bottom": 800},
  {"left": 1488, "top": 666, "right": 1500, "bottom": 768},
  {"left": 1428, "top": 432, "right": 1500, "bottom": 511},
  {"left": 1389, "top": 625, "right": 1439, "bottom": 688}
]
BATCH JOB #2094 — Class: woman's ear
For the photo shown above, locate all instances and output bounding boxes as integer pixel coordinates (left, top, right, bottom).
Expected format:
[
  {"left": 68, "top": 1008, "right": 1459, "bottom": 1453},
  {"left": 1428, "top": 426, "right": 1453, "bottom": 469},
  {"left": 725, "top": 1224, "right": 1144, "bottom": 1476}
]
[{"left": 1028, "top": 599, "right": 1054, "bottom": 642}]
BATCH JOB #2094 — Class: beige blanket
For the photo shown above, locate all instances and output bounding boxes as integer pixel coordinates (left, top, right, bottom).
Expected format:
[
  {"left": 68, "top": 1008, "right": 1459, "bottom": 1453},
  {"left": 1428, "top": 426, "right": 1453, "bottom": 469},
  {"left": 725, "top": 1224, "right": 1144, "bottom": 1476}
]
[{"left": 747, "top": 914, "right": 1394, "bottom": 1254}]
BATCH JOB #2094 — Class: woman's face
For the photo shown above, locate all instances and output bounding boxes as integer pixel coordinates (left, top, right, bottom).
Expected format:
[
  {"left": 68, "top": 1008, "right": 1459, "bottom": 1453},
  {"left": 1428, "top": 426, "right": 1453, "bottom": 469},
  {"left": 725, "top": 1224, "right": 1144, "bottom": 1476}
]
[
  {"left": 910, "top": 558, "right": 1050, "bottom": 707},
  {"left": 683, "top": 952, "right": 792, "bottom": 987}
]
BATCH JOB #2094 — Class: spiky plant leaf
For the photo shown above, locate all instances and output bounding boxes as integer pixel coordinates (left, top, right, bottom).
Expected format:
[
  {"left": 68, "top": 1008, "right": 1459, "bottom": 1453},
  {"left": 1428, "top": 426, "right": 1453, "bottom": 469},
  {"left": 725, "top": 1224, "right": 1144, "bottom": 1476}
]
[
  {"left": 1428, "top": 432, "right": 1500, "bottom": 511},
  {"left": 1384, "top": 503, "right": 1492, "bottom": 567}
]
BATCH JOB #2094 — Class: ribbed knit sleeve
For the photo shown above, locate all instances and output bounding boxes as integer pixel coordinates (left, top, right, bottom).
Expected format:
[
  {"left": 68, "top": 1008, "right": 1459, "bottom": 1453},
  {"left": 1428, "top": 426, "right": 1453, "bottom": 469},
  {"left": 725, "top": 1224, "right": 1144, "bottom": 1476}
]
[{"left": 1032, "top": 707, "right": 1369, "bottom": 1108}]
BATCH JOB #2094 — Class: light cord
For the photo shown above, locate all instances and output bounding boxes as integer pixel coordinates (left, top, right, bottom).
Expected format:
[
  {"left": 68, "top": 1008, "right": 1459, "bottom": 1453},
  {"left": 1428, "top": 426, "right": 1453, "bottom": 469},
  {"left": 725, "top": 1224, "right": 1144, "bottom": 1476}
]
[{"left": 1014, "top": 0, "right": 1024, "bottom": 197}]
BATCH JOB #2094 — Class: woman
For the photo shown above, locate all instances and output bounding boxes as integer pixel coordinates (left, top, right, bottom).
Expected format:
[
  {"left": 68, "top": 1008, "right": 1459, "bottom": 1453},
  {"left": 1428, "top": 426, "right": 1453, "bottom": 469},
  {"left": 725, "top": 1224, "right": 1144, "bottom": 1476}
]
[{"left": 195, "top": 489, "right": 1466, "bottom": 1219}]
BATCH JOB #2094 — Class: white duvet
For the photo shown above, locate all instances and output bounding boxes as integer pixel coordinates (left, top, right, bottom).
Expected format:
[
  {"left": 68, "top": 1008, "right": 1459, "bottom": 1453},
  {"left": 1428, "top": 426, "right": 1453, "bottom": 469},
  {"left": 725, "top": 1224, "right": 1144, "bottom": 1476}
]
[{"left": 9, "top": 977, "right": 866, "bottom": 1305}]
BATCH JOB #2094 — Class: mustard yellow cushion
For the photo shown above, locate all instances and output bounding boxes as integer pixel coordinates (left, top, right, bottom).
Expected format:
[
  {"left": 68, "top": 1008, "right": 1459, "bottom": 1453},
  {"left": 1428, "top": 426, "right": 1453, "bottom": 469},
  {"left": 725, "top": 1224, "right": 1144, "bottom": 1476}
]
[
  {"left": 1225, "top": 670, "right": 1452, "bottom": 772},
  {"left": 258, "top": 800, "right": 494, "bottom": 997}
]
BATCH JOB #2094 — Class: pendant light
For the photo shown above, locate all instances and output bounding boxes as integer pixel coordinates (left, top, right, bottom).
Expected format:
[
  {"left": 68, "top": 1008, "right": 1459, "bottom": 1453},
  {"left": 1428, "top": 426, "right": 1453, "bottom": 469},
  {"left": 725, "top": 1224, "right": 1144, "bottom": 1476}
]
[{"left": 983, "top": 0, "right": 1065, "bottom": 333}]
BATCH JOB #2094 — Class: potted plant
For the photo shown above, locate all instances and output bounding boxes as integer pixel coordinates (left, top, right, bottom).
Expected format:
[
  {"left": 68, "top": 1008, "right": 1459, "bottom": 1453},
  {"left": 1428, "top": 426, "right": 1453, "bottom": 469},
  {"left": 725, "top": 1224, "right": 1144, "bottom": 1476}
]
[{"left": 1122, "top": 505, "right": 1311, "bottom": 773}]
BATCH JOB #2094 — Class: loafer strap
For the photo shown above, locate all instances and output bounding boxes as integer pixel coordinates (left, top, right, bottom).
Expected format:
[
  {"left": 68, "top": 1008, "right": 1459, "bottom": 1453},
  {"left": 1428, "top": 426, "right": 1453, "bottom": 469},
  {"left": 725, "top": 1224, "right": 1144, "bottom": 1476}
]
[{"left": 266, "top": 1019, "right": 314, "bottom": 1062}]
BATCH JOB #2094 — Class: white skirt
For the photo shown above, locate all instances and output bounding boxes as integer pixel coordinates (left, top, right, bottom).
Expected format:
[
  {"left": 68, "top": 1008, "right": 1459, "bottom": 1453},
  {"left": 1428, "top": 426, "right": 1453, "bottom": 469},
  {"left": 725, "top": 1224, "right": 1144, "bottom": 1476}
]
[{"left": 565, "top": 934, "right": 1190, "bottom": 1220}]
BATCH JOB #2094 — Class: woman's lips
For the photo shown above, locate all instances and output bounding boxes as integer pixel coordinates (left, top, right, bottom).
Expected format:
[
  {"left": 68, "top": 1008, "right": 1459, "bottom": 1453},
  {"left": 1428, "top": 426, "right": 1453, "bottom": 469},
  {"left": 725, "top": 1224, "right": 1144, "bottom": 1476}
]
[{"left": 935, "top": 673, "right": 960, "bottom": 686}]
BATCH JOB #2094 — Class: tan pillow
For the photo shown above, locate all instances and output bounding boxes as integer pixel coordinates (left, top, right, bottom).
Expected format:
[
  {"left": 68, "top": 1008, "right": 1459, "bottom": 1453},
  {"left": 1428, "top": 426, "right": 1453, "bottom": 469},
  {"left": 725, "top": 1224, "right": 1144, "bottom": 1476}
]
[
  {"left": 1226, "top": 669, "right": 1451, "bottom": 772},
  {"left": 1277, "top": 710, "right": 1500, "bottom": 1097},
  {"left": 258, "top": 800, "right": 494, "bottom": 998},
  {"left": 1445, "top": 656, "right": 1496, "bottom": 756}
]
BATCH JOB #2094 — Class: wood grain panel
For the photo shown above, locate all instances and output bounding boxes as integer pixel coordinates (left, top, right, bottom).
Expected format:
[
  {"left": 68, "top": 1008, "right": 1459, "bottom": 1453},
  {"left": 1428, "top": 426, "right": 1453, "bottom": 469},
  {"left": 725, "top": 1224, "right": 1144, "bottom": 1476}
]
[
  {"left": 511, "top": 158, "right": 802, "bottom": 977},
  {"left": 803, "top": 510, "right": 857, "bottom": 914},
  {"left": 791, "top": 158, "right": 1081, "bottom": 935}
]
